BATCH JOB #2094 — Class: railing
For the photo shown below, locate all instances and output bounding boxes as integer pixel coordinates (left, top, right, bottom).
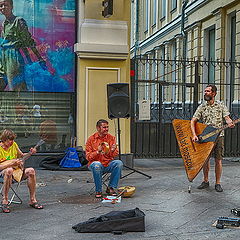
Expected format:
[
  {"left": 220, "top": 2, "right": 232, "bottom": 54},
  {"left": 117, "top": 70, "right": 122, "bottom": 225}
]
[{"left": 131, "top": 57, "right": 240, "bottom": 158}]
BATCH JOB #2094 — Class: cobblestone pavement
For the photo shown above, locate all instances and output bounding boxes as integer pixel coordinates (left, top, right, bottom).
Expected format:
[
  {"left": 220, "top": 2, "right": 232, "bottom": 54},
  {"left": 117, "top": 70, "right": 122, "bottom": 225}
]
[{"left": 1, "top": 158, "right": 240, "bottom": 240}]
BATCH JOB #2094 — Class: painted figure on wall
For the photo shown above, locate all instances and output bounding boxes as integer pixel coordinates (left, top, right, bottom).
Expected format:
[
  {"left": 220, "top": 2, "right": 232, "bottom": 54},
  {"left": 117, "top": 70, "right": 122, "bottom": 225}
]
[{"left": 0, "top": 0, "right": 75, "bottom": 92}]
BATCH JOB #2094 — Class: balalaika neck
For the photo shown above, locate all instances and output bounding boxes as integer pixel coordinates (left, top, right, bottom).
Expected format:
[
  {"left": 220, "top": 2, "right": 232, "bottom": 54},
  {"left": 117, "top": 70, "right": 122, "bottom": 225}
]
[{"left": 201, "top": 118, "right": 240, "bottom": 141}]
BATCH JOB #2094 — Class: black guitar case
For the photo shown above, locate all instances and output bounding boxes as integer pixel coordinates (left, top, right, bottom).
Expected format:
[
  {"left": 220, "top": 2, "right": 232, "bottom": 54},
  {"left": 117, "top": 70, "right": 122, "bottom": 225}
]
[{"left": 72, "top": 208, "right": 145, "bottom": 234}]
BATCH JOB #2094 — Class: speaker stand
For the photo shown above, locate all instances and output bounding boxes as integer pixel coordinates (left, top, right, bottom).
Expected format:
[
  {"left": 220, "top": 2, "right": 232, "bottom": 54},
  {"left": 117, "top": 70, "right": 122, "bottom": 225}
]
[{"left": 116, "top": 118, "right": 151, "bottom": 180}]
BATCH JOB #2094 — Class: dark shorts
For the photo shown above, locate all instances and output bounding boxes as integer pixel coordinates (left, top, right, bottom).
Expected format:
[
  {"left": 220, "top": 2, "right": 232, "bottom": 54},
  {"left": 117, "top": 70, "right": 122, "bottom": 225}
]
[{"left": 212, "top": 137, "right": 224, "bottom": 160}]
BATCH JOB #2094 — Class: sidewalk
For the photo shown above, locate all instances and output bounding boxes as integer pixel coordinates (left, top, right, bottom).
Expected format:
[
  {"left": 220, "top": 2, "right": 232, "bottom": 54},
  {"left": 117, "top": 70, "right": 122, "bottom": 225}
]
[{"left": 1, "top": 158, "right": 240, "bottom": 240}]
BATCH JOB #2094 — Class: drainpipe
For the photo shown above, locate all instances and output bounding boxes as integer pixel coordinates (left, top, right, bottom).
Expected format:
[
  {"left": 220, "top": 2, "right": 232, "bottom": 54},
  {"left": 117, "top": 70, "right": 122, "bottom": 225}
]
[
  {"left": 131, "top": 0, "right": 139, "bottom": 123},
  {"left": 134, "top": 0, "right": 139, "bottom": 57}
]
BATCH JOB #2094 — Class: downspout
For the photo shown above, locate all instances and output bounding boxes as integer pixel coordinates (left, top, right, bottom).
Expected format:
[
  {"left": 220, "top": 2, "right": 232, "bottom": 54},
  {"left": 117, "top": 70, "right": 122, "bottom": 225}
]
[
  {"left": 134, "top": 0, "right": 139, "bottom": 57},
  {"left": 131, "top": 0, "right": 139, "bottom": 131}
]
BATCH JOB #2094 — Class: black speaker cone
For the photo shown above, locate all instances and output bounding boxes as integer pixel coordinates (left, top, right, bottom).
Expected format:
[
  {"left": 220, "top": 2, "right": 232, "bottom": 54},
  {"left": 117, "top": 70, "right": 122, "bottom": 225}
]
[{"left": 107, "top": 83, "right": 130, "bottom": 119}]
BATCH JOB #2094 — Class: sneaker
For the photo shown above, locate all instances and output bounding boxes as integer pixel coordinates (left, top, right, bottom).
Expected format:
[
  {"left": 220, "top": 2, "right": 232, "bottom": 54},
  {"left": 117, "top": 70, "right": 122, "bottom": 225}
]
[
  {"left": 215, "top": 184, "right": 223, "bottom": 192},
  {"left": 197, "top": 181, "right": 209, "bottom": 189}
]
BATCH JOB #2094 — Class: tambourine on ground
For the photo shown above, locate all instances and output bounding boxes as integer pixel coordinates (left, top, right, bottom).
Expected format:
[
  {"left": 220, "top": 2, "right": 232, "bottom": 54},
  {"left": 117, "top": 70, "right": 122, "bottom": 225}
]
[{"left": 118, "top": 186, "right": 136, "bottom": 197}]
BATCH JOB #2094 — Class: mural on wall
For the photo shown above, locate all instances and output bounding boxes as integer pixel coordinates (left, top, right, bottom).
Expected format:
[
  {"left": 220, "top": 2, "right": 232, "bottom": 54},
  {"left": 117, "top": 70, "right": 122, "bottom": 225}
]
[{"left": 0, "top": 0, "right": 75, "bottom": 92}]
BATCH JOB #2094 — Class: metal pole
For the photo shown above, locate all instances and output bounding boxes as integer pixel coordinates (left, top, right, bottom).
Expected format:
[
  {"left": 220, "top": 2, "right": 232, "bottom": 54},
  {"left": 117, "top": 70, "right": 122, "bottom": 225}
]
[
  {"left": 117, "top": 118, "right": 121, "bottom": 160},
  {"left": 117, "top": 118, "right": 152, "bottom": 179}
]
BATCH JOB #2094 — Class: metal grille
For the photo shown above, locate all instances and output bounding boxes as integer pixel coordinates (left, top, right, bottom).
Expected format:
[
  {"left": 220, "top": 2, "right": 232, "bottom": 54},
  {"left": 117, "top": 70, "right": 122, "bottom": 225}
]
[{"left": 131, "top": 57, "right": 240, "bottom": 158}]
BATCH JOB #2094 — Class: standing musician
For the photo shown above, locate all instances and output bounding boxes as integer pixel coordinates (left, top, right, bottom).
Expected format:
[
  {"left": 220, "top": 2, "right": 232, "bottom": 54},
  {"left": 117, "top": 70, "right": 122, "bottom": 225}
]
[
  {"left": 0, "top": 129, "right": 43, "bottom": 213},
  {"left": 191, "top": 84, "right": 235, "bottom": 192},
  {"left": 85, "top": 119, "right": 123, "bottom": 198}
]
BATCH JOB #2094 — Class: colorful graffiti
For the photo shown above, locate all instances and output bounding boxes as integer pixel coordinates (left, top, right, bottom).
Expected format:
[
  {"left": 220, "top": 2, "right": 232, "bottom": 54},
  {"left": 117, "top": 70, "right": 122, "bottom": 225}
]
[{"left": 0, "top": 0, "right": 75, "bottom": 92}]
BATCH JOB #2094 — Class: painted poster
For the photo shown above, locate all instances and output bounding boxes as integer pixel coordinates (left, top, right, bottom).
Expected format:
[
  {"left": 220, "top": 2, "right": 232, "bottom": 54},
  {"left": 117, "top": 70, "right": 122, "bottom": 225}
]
[{"left": 0, "top": 0, "right": 75, "bottom": 92}]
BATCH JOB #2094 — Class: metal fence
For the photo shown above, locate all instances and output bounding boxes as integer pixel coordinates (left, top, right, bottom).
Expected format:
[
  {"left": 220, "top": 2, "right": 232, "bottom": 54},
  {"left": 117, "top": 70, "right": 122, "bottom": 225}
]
[{"left": 131, "top": 57, "right": 240, "bottom": 158}]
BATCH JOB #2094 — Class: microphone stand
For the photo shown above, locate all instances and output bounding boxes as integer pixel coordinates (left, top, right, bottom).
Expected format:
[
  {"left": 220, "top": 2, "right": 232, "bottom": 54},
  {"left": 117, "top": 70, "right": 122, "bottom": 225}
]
[{"left": 117, "top": 118, "right": 151, "bottom": 179}]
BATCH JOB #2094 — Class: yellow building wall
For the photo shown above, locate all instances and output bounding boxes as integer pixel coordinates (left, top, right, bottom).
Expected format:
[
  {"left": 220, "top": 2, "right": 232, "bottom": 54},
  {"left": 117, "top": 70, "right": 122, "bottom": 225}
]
[
  {"left": 76, "top": 0, "right": 131, "bottom": 153},
  {"left": 77, "top": 58, "right": 130, "bottom": 153}
]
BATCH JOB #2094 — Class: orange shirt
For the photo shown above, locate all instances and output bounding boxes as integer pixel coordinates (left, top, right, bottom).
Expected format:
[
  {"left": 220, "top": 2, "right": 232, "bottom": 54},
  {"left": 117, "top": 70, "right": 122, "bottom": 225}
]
[{"left": 85, "top": 132, "right": 119, "bottom": 167}]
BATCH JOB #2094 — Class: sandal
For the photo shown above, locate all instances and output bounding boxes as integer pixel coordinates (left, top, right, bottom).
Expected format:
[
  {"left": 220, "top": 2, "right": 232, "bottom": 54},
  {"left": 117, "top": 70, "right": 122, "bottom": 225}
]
[
  {"left": 29, "top": 202, "right": 44, "bottom": 209},
  {"left": 95, "top": 192, "right": 102, "bottom": 198},
  {"left": 106, "top": 187, "right": 118, "bottom": 196},
  {"left": 1, "top": 203, "right": 10, "bottom": 213}
]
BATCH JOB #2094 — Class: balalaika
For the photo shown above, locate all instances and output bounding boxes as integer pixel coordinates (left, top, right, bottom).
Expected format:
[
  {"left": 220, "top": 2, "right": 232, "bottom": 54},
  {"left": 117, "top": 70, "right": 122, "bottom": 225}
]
[
  {"left": 172, "top": 119, "right": 240, "bottom": 182},
  {"left": 0, "top": 139, "right": 45, "bottom": 182}
]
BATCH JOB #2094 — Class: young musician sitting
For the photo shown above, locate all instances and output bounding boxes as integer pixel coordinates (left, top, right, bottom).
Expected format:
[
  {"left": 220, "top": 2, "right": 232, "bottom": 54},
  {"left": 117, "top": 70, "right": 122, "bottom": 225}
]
[
  {"left": 0, "top": 129, "right": 43, "bottom": 213},
  {"left": 85, "top": 119, "right": 123, "bottom": 198}
]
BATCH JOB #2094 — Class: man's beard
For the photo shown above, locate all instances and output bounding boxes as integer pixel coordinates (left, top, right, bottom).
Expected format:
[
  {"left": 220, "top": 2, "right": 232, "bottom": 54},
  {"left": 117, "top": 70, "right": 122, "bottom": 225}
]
[{"left": 204, "top": 94, "right": 212, "bottom": 101}]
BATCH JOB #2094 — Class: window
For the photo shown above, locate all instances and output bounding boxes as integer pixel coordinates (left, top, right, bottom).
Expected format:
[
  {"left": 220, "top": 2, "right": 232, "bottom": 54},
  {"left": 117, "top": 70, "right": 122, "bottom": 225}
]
[
  {"left": 171, "top": 41, "right": 177, "bottom": 83},
  {"left": 152, "top": 0, "right": 157, "bottom": 26},
  {"left": 0, "top": 0, "right": 76, "bottom": 152},
  {"left": 230, "top": 16, "right": 236, "bottom": 62},
  {"left": 158, "top": 47, "right": 166, "bottom": 81},
  {"left": 145, "top": 56, "right": 150, "bottom": 99},
  {"left": 208, "top": 28, "right": 215, "bottom": 83},
  {"left": 151, "top": 51, "right": 157, "bottom": 102},
  {"left": 161, "top": 0, "right": 166, "bottom": 19},
  {"left": 230, "top": 15, "right": 236, "bottom": 101},
  {"left": 171, "top": 0, "right": 177, "bottom": 11},
  {"left": 170, "top": 41, "right": 177, "bottom": 102},
  {"left": 145, "top": 0, "right": 149, "bottom": 32}
]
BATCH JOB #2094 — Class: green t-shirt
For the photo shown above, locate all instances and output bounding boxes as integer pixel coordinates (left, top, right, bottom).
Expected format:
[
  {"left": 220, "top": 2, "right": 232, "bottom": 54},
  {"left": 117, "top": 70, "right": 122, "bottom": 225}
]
[{"left": 0, "top": 141, "right": 19, "bottom": 161}]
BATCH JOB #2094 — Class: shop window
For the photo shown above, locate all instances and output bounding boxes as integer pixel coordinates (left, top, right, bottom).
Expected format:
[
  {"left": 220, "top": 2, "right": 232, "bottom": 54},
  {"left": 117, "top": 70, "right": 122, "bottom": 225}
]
[{"left": 0, "top": 0, "right": 76, "bottom": 152}]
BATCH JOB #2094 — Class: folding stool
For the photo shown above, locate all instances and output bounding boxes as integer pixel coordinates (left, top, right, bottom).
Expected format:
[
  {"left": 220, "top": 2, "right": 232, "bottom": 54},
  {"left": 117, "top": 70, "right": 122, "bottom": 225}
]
[
  {"left": 0, "top": 177, "right": 22, "bottom": 205},
  {"left": 88, "top": 172, "right": 110, "bottom": 195}
]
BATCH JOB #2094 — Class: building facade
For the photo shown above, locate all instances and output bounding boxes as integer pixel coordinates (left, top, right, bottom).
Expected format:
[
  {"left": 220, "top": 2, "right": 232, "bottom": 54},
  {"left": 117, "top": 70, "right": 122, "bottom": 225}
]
[
  {"left": 130, "top": 0, "right": 240, "bottom": 157},
  {"left": 131, "top": 0, "right": 240, "bottom": 97}
]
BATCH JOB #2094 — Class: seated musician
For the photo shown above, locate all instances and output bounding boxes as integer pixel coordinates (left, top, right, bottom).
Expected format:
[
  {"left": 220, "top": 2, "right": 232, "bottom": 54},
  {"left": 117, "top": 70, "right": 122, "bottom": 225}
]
[
  {"left": 85, "top": 119, "right": 123, "bottom": 198},
  {"left": 0, "top": 129, "right": 43, "bottom": 213}
]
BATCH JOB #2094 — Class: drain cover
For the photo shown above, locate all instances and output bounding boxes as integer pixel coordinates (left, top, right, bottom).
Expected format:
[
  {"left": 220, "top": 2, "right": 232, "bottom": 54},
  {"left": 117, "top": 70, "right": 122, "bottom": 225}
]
[{"left": 60, "top": 195, "right": 102, "bottom": 204}]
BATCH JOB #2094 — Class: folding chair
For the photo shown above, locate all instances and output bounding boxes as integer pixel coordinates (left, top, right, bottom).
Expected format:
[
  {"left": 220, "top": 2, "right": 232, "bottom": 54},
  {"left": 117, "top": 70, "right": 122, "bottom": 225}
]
[
  {"left": 0, "top": 176, "right": 22, "bottom": 205},
  {"left": 87, "top": 172, "right": 110, "bottom": 195}
]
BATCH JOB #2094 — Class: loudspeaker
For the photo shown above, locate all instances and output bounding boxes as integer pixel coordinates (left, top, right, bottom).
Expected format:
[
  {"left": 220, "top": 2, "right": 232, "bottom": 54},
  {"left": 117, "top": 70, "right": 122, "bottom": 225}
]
[{"left": 107, "top": 83, "right": 130, "bottom": 119}]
